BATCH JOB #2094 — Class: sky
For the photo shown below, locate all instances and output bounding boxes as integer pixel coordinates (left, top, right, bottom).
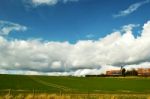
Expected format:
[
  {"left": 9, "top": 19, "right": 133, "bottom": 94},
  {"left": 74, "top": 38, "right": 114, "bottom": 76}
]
[{"left": 0, "top": 0, "right": 150, "bottom": 76}]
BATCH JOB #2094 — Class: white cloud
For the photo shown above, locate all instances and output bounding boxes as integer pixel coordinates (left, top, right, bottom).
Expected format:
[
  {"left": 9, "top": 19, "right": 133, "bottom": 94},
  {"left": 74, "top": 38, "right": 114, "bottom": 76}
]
[
  {"left": 1, "top": 20, "right": 150, "bottom": 76},
  {"left": 31, "top": 0, "right": 58, "bottom": 6},
  {"left": 113, "top": 0, "right": 150, "bottom": 18},
  {"left": 29, "top": 0, "right": 79, "bottom": 6},
  {"left": 0, "top": 20, "right": 27, "bottom": 36}
]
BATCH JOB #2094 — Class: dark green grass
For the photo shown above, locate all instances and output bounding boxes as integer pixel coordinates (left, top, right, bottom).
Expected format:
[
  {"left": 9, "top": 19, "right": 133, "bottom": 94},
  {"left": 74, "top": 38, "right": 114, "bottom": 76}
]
[{"left": 0, "top": 74, "right": 150, "bottom": 94}]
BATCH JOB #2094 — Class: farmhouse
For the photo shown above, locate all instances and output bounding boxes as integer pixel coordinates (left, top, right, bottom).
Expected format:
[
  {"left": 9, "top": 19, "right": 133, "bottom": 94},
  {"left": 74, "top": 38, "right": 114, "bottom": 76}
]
[
  {"left": 106, "top": 70, "right": 122, "bottom": 76},
  {"left": 137, "top": 68, "right": 150, "bottom": 76},
  {"left": 106, "top": 68, "right": 150, "bottom": 76}
]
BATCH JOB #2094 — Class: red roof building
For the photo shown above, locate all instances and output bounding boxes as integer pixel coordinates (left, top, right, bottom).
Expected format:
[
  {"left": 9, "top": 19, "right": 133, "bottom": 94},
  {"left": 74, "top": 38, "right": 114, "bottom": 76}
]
[
  {"left": 106, "top": 70, "right": 122, "bottom": 75},
  {"left": 137, "top": 68, "right": 150, "bottom": 76}
]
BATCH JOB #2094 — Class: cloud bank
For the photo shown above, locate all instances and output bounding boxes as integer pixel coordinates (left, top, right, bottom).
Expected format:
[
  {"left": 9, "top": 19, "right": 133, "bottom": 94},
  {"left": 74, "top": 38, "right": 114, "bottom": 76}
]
[
  {"left": 0, "top": 20, "right": 150, "bottom": 76},
  {"left": 29, "top": 0, "right": 79, "bottom": 6},
  {"left": 113, "top": 0, "right": 150, "bottom": 17}
]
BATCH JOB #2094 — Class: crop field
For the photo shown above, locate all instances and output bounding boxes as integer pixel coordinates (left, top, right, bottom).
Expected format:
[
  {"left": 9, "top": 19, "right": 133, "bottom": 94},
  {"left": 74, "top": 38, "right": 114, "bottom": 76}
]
[{"left": 0, "top": 74, "right": 150, "bottom": 98}]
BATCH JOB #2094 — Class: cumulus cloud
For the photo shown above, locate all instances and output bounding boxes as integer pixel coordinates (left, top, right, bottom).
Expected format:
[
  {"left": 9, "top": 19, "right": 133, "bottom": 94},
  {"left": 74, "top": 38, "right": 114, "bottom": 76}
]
[
  {"left": 0, "top": 20, "right": 27, "bottom": 36},
  {"left": 113, "top": 0, "right": 150, "bottom": 18},
  {"left": 29, "top": 0, "right": 79, "bottom": 6},
  {"left": 1, "top": 20, "right": 150, "bottom": 76}
]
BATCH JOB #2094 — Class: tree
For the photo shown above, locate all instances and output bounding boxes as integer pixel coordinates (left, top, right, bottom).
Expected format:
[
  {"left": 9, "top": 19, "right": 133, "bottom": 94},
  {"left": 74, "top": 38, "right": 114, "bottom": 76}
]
[
  {"left": 126, "top": 69, "right": 138, "bottom": 76},
  {"left": 122, "top": 68, "right": 126, "bottom": 77}
]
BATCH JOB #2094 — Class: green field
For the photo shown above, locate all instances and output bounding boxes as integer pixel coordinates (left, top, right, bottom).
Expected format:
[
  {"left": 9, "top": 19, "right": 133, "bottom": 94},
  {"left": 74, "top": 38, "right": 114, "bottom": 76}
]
[{"left": 0, "top": 74, "right": 150, "bottom": 94}]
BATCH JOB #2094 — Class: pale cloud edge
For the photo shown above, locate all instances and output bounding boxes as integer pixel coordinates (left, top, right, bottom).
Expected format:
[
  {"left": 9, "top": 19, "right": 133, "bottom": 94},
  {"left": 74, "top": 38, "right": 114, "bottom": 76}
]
[
  {"left": 86, "top": 34, "right": 95, "bottom": 39},
  {"left": 113, "top": 0, "right": 150, "bottom": 18},
  {"left": 1, "top": 20, "right": 150, "bottom": 76},
  {"left": 0, "top": 20, "right": 27, "bottom": 36},
  {"left": 29, "top": 0, "right": 79, "bottom": 7}
]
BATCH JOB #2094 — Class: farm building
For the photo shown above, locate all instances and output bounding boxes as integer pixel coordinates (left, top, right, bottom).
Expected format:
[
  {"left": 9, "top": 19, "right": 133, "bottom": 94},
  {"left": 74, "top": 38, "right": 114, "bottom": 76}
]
[
  {"left": 137, "top": 68, "right": 150, "bottom": 76},
  {"left": 106, "top": 70, "right": 122, "bottom": 76},
  {"left": 106, "top": 68, "right": 150, "bottom": 76}
]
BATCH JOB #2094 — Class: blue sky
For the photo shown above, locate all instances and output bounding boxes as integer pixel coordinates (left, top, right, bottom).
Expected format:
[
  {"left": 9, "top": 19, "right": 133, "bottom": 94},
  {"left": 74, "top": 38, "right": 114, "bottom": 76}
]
[
  {"left": 1, "top": 0, "right": 150, "bottom": 76},
  {"left": 0, "top": 0, "right": 150, "bottom": 43}
]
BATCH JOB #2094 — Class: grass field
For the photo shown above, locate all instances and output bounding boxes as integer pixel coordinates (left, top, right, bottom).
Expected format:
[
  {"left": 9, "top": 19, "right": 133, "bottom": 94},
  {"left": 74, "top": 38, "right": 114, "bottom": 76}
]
[
  {"left": 0, "top": 74, "right": 150, "bottom": 93},
  {"left": 0, "top": 74, "right": 150, "bottom": 98}
]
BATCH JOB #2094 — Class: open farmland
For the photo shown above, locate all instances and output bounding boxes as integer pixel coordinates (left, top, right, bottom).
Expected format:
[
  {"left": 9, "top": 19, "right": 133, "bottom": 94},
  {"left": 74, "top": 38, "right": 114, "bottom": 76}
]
[
  {"left": 1, "top": 74, "right": 150, "bottom": 93},
  {"left": 0, "top": 74, "right": 150, "bottom": 98}
]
